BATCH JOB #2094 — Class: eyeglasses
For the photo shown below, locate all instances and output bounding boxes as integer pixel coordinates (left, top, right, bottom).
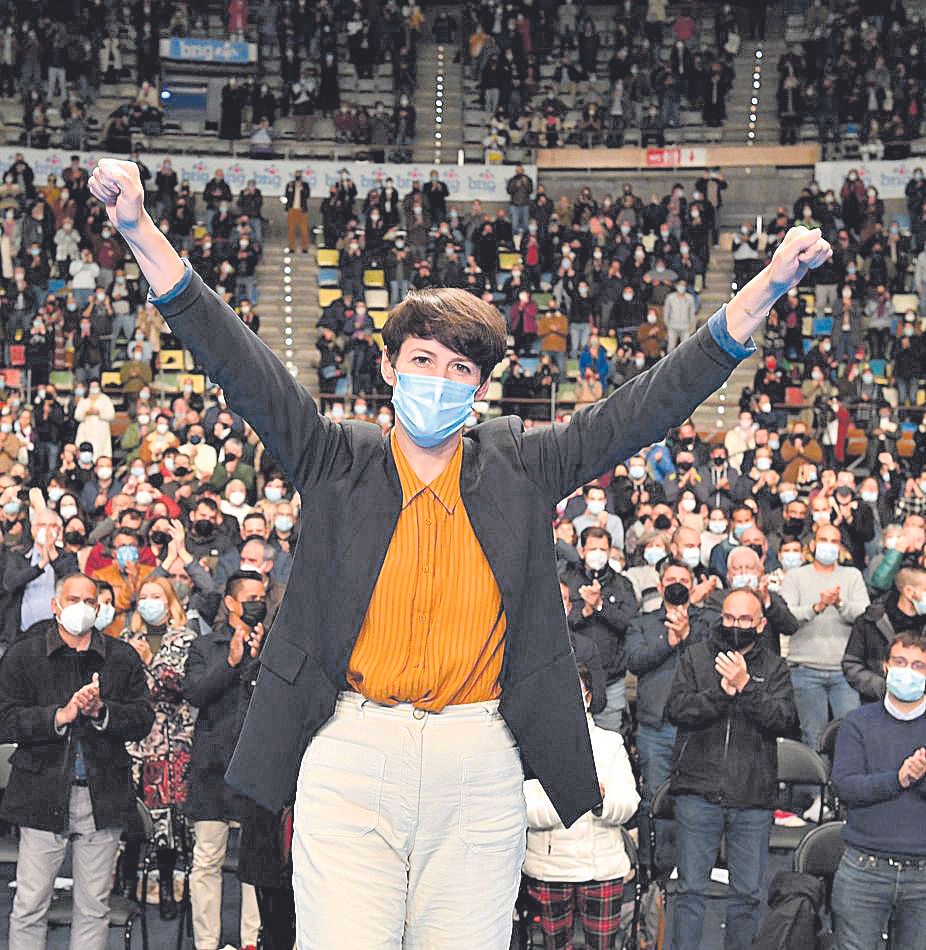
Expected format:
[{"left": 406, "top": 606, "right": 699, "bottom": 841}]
[
  {"left": 888, "top": 658, "right": 926, "bottom": 674},
  {"left": 721, "top": 612, "right": 759, "bottom": 629}
]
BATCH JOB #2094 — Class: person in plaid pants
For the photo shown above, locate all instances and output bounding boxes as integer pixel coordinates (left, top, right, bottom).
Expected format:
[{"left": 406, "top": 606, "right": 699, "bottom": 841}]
[{"left": 522, "top": 665, "right": 640, "bottom": 949}]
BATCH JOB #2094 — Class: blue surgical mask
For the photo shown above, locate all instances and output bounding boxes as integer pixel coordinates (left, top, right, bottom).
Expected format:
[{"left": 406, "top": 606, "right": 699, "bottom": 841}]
[
  {"left": 781, "top": 550, "right": 804, "bottom": 571},
  {"left": 814, "top": 541, "right": 839, "bottom": 566},
  {"left": 779, "top": 490, "right": 798, "bottom": 504},
  {"left": 643, "top": 546, "right": 666, "bottom": 566},
  {"left": 730, "top": 572, "right": 758, "bottom": 590},
  {"left": 913, "top": 595, "right": 926, "bottom": 617},
  {"left": 681, "top": 547, "right": 701, "bottom": 569},
  {"left": 391, "top": 372, "right": 477, "bottom": 448},
  {"left": 116, "top": 544, "right": 139, "bottom": 568},
  {"left": 886, "top": 666, "right": 926, "bottom": 703},
  {"left": 274, "top": 515, "right": 294, "bottom": 534},
  {"left": 138, "top": 597, "right": 167, "bottom": 625},
  {"left": 265, "top": 486, "right": 283, "bottom": 503},
  {"left": 3, "top": 500, "right": 21, "bottom": 516},
  {"left": 733, "top": 521, "right": 753, "bottom": 539},
  {"left": 94, "top": 601, "right": 115, "bottom": 631}
]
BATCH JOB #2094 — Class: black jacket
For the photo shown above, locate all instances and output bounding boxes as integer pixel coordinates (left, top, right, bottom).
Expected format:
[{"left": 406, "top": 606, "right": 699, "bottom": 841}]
[
  {"left": 562, "top": 562, "right": 637, "bottom": 682},
  {"left": 842, "top": 595, "right": 926, "bottom": 703},
  {"left": 182, "top": 623, "right": 257, "bottom": 821},
  {"left": 0, "top": 623, "right": 153, "bottom": 833},
  {"left": 751, "top": 872, "right": 824, "bottom": 950},
  {"left": 703, "top": 587, "right": 798, "bottom": 657},
  {"left": 0, "top": 547, "right": 79, "bottom": 645},
  {"left": 626, "top": 605, "right": 716, "bottom": 730},
  {"left": 667, "top": 634, "right": 798, "bottom": 809},
  {"left": 156, "top": 265, "right": 743, "bottom": 827}
]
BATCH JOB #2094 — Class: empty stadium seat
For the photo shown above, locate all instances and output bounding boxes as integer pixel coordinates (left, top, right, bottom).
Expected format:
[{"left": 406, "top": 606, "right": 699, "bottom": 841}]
[
  {"left": 812, "top": 317, "right": 833, "bottom": 336},
  {"left": 363, "top": 269, "right": 385, "bottom": 288},
  {"left": 370, "top": 310, "right": 389, "bottom": 330},
  {"left": 893, "top": 293, "right": 919, "bottom": 314},
  {"left": 318, "top": 267, "right": 340, "bottom": 287},
  {"left": 317, "top": 249, "right": 340, "bottom": 267},
  {"left": 498, "top": 252, "right": 522, "bottom": 271},
  {"left": 318, "top": 288, "right": 342, "bottom": 307},
  {"left": 365, "top": 289, "right": 389, "bottom": 310}
]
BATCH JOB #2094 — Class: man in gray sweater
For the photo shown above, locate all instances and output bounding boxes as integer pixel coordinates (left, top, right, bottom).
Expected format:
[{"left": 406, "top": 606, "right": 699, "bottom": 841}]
[
  {"left": 663, "top": 281, "right": 698, "bottom": 351},
  {"left": 780, "top": 523, "right": 870, "bottom": 754}
]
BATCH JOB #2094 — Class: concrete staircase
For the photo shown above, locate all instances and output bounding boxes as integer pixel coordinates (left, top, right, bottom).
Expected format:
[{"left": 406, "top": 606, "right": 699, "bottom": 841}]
[
  {"left": 413, "top": 39, "right": 463, "bottom": 164},
  {"left": 254, "top": 211, "right": 320, "bottom": 388},
  {"left": 691, "top": 231, "right": 759, "bottom": 432}
]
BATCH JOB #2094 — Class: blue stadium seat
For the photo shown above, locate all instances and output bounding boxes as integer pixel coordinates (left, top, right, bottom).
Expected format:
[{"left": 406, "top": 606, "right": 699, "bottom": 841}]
[
  {"left": 869, "top": 359, "right": 886, "bottom": 377},
  {"left": 318, "top": 267, "right": 340, "bottom": 287},
  {"left": 812, "top": 317, "right": 833, "bottom": 336},
  {"left": 48, "top": 279, "right": 65, "bottom": 294}
]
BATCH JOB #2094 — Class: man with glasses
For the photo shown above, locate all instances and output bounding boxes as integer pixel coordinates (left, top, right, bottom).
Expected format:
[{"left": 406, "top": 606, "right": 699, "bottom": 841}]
[
  {"left": 832, "top": 632, "right": 926, "bottom": 950},
  {"left": 666, "top": 588, "right": 797, "bottom": 950}
]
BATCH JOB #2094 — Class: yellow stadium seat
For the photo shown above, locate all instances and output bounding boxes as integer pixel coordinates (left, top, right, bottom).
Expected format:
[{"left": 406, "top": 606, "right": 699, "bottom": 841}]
[
  {"left": 373, "top": 332, "right": 384, "bottom": 349},
  {"left": 318, "top": 287, "right": 342, "bottom": 307},
  {"left": 371, "top": 310, "right": 389, "bottom": 329},
  {"left": 600, "top": 337, "right": 617, "bottom": 356},
  {"left": 159, "top": 349, "right": 186, "bottom": 370},
  {"left": 801, "top": 293, "right": 815, "bottom": 314},
  {"left": 498, "top": 252, "right": 521, "bottom": 271},
  {"left": 101, "top": 371, "right": 121, "bottom": 389},
  {"left": 893, "top": 293, "right": 919, "bottom": 314},
  {"left": 363, "top": 269, "right": 386, "bottom": 288},
  {"left": 801, "top": 317, "right": 813, "bottom": 336},
  {"left": 317, "top": 248, "right": 340, "bottom": 267},
  {"left": 365, "top": 288, "right": 390, "bottom": 310}
]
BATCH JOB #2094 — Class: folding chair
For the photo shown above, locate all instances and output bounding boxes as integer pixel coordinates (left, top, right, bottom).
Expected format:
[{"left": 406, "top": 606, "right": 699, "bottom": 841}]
[
  {"left": 47, "top": 799, "right": 155, "bottom": 950},
  {"left": 792, "top": 819, "right": 847, "bottom": 947},
  {"left": 817, "top": 718, "right": 843, "bottom": 816},
  {"left": 771, "top": 738, "right": 831, "bottom": 854}
]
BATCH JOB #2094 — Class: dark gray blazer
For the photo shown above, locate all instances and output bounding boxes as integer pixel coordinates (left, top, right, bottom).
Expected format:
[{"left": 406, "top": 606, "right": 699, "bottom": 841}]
[{"left": 155, "top": 267, "right": 742, "bottom": 827}]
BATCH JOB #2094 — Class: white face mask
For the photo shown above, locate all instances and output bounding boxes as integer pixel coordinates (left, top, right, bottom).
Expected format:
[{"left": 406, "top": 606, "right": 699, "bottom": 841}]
[
  {"left": 35, "top": 527, "right": 48, "bottom": 546},
  {"left": 60, "top": 505, "right": 78, "bottom": 521},
  {"left": 58, "top": 601, "right": 97, "bottom": 635},
  {"left": 584, "top": 549, "right": 608, "bottom": 571},
  {"left": 681, "top": 546, "right": 700, "bottom": 568},
  {"left": 756, "top": 457, "right": 772, "bottom": 471},
  {"left": 681, "top": 497, "right": 697, "bottom": 512},
  {"left": 229, "top": 490, "right": 246, "bottom": 507},
  {"left": 708, "top": 520, "right": 727, "bottom": 534},
  {"left": 860, "top": 490, "right": 878, "bottom": 504},
  {"left": 135, "top": 490, "right": 153, "bottom": 507},
  {"left": 97, "top": 467, "right": 113, "bottom": 481},
  {"left": 586, "top": 499, "right": 606, "bottom": 515}
]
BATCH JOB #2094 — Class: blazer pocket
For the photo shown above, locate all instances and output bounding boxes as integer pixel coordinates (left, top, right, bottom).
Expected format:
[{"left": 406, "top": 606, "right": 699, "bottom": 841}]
[{"left": 259, "top": 635, "right": 309, "bottom": 685}]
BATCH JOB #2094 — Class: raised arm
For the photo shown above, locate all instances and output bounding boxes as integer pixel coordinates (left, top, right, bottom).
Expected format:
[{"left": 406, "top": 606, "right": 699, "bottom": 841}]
[
  {"left": 88, "top": 159, "right": 348, "bottom": 488},
  {"left": 520, "top": 227, "right": 832, "bottom": 503}
]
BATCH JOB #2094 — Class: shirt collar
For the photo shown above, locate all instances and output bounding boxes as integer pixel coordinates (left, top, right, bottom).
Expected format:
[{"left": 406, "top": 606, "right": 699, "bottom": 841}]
[
  {"left": 885, "top": 693, "right": 926, "bottom": 721},
  {"left": 390, "top": 429, "right": 462, "bottom": 514},
  {"left": 46, "top": 623, "right": 107, "bottom": 659}
]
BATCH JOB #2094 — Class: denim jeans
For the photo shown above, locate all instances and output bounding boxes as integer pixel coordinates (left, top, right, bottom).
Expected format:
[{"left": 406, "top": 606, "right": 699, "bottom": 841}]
[
  {"left": 509, "top": 204, "right": 530, "bottom": 237},
  {"left": 569, "top": 322, "right": 590, "bottom": 358},
  {"left": 636, "top": 722, "right": 677, "bottom": 868},
  {"left": 833, "top": 848, "right": 926, "bottom": 950},
  {"left": 592, "top": 679, "right": 626, "bottom": 733},
  {"left": 789, "top": 665, "right": 860, "bottom": 751},
  {"left": 897, "top": 376, "right": 918, "bottom": 407},
  {"left": 390, "top": 278, "right": 409, "bottom": 305},
  {"left": 672, "top": 796, "right": 771, "bottom": 950}
]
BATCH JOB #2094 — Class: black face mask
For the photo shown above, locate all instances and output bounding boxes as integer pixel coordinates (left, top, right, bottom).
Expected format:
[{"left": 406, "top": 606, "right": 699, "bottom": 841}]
[
  {"left": 654, "top": 514, "right": 672, "bottom": 530},
  {"left": 717, "top": 623, "right": 760, "bottom": 652},
  {"left": 63, "top": 530, "right": 85, "bottom": 546},
  {"left": 194, "top": 519, "right": 215, "bottom": 537},
  {"left": 664, "top": 582, "right": 690, "bottom": 606},
  {"left": 784, "top": 517, "right": 805, "bottom": 537},
  {"left": 747, "top": 543, "right": 764, "bottom": 560},
  {"left": 676, "top": 460, "right": 692, "bottom": 472},
  {"left": 190, "top": 435, "right": 203, "bottom": 445},
  {"left": 174, "top": 466, "right": 191, "bottom": 478},
  {"left": 240, "top": 599, "right": 268, "bottom": 629},
  {"left": 149, "top": 530, "right": 171, "bottom": 547},
  {"left": 712, "top": 457, "right": 726, "bottom": 467}
]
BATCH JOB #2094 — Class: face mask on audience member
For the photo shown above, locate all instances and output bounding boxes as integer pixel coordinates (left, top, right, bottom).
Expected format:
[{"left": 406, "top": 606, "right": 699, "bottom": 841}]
[
  {"left": 628, "top": 464, "right": 645, "bottom": 481},
  {"left": 274, "top": 515, "right": 294, "bottom": 534},
  {"left": 756, "top": 457, "right": 772, "bottom": 471},
  {"left": 814, "top": 541, "right": 839, "bottom": 566},
  {"left": 584, "top": 549, "right": 608, "bottom": 572},
  {"left": 664, "top": 582, "right": 689, "bottom": 606},
  {"left": 654, "top": 514, "right": 672, "bottom": 531},
  {"left": 780, "top": 550, "right": 803, "bottom": 571},
  {"left": 733, "top": 521, "right": 753, "bottom": 539},
  {"left": 229, "top": 490, "right": 246, "bottom": 507},
  {"left": 681, "top": 546, "right": 700, "bottom": 569},
  {"left": 138, "top": 597, "right": 167, "bottom": 625},
  {"left": 708, "top": 519, "right": 727, "bottom": 534},
  {"left": 861, "top": 489, "right": 878, "bottom": 504},
  {"left": 718, "top": 620, "right": 760, "bottom": 651},
  {"left": 681, "top": 496, "right": 697, "bottom": 512},
  {"left": 265, "top": 485, "right": 283, "bottom": 503},
  {"left": 885, "top": 666, "right": 926, "bottom": 703},
  {"left": 240, "top": 599, "right": 268, "bottom": 629},
  {"left": 779, "top": 490, "right": 797, "bottom": 504},
  {"left": 93, "top": 601, "right": 115, "bottom": 631},
  {"left": 116, "top": 544, "right": 139, "bottom": 568},
  {"left": 60, "top": 505, "right": 78, "bottom": 522},
  {"left": 58, "top": 600, "right": 97, "bottom": 636},
  {"left": 586, "top": 498, "right": 606, "bottom": 515},
  {"left": 730, "top": 572, "right": 758, "bottom": 590},
  {"left": 644, "top": 546, "right": 666, "bottom": 566}
]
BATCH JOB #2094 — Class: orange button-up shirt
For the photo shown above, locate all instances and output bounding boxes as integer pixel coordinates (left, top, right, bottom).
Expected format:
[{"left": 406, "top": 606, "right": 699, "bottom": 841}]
[{"left": 347, "top": 431, "right": 506, "bottom": 710}]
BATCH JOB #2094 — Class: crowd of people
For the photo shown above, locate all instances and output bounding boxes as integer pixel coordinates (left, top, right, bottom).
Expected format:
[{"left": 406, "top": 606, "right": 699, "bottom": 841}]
[
  {"left": 314, "top": 163, "right": 733, "bottom": 414},
  {"left": 776, "top": 0, "right": 924, "bottom": 152},
  {"left": 464, "top": 0, "right": 739, "bottom": 155}
]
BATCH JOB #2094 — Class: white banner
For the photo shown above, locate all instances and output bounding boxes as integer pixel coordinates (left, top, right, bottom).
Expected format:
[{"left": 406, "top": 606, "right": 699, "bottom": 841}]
[
  {"left": 814, "top": 158, "right": 923, "bottom": 200},
  {"left": 0, "top": 147, "right": 534, "bottom": 203}
]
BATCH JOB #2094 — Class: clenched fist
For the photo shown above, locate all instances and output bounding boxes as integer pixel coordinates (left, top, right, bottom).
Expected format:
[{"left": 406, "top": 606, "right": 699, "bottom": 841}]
[
  {"left": 767, "top": 227, "right": 833, "bottom": 298},
  {"left": 89, "top": 159, "right": 147, "bottom": 233}
]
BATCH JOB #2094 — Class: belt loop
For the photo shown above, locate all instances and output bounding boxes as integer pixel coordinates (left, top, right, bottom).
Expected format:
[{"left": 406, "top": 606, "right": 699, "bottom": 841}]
[{"left": 358, "top": 698, "right": 368, "bottom": 719}]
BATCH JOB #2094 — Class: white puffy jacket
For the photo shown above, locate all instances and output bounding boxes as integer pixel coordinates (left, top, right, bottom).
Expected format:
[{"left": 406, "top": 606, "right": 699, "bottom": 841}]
[{"left": 523, "top": 715, "right": 640, "bottom": 883}]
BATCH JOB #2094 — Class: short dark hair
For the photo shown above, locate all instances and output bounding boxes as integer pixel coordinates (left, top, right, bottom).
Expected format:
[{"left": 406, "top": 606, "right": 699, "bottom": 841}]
[
  {"left": 579, "top": 525, "right": 612, "bottom": 548},
  {"left": 96, "top": 579, "right": 115, "bottom": 599},
  {"left": 582, "top": 484, "right": 605, "bottom": 497},
  {"left": 194, "top": 496, "right": 219, "bottom": 514},
  {"left": 576, "top": 662, "right": 594, "bottom": 702},
  {"left": 659, "top": 557, "right": 692, "bottom": 579},
  {"left": 889, "top": 631, "right": 926, "bottom": 654},
  {"left": 381, "top": 288, "right": 507, "bottom": 384},
  {"left": 226, "top": 571, "right": 265, "bottom": 600}
]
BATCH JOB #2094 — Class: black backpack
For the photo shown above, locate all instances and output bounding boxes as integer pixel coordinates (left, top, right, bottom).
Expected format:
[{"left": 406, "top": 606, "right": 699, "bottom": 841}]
[{"left": 752, "top": 871, "right": 825, "bottom": 950}]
